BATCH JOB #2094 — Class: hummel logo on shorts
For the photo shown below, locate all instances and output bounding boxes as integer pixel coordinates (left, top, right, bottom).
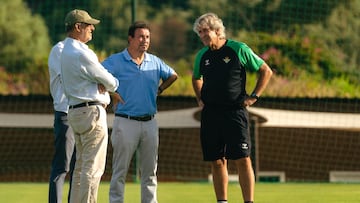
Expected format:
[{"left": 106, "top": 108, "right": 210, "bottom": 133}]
[{"left": 241, "top": 143, "right": 248, "bottom": 149}]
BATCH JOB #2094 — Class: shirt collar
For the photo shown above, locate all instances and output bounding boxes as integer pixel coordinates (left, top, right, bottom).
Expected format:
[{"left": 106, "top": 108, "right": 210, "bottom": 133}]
[
  {"left": 65, "top": 37, "right": 89, "bottom": 49},
  {"left": 124, "top": 49, "right": 151, "bottom": 62}
]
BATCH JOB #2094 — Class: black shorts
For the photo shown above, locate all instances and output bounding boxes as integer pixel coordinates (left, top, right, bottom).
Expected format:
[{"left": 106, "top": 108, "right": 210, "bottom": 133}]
[{"left": 200, "top": 106, "right": 251, "bottom": 161}]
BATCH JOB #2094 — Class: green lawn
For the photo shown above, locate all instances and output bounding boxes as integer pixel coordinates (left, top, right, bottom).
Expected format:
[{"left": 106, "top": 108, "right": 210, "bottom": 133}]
[{"left": 1, "top": 182, "right": 359, "bottom": 203}]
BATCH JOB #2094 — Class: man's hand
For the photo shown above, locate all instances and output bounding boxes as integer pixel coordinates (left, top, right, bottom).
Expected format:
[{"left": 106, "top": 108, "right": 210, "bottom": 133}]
[
  {"left": 98, "top": 84, "right": 106, "bottom": 94},
  {"left": 197, "top": 99, "right": 204, "bottom": 108},
  {"left": 243, "top": 96, "right": 257, "bottom": 107},
  {"left": 110, "top": 92, "right": 125, "bottom": 111}
]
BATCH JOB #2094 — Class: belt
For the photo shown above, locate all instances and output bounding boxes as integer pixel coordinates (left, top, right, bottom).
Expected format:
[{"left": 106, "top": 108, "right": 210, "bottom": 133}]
[
  {"left": 115, "top": 113, "right": 154, "bottom": 121},
  {"left": 69, "top": 101, "right": 105, "bottom": 109}
]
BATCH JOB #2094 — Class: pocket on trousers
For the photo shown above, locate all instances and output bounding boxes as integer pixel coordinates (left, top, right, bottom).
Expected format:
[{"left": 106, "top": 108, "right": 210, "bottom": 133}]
[{"left": 68, "top": 106, "right": 100, "bottom": 134}]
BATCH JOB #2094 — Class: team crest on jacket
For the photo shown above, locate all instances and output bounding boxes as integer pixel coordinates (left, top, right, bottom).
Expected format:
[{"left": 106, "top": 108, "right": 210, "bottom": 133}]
[
  {"left": 223, "top": 56, "right": 231, "bottom": 63},
  {"left": 204, "top": 59, "right": 210, "bottom": 66}
]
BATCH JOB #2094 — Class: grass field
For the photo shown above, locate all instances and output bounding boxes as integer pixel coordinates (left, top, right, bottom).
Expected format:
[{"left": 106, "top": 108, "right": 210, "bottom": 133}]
[{"left": 1, "top": 182, "right": 359, "bottom": 203}]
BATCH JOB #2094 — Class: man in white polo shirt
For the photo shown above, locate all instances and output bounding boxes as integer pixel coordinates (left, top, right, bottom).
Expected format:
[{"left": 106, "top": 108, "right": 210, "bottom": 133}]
[
  {"left": 48, "top": 38, "right": 76, "bottom": 203},
  {"left": 60, "top": 9, "right": 119, "bottom": 203}
]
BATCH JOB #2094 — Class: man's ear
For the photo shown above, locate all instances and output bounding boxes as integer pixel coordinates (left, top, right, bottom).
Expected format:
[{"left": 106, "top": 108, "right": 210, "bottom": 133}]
[
  {"left": 74, "top": 23, "right": 82, "bottom": 32},
  {"left": 215, "top": 29, "right": 221, "bottom": 36}
]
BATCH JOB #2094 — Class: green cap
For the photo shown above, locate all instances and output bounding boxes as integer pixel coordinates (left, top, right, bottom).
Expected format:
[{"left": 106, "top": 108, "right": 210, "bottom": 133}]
[{"left": 65, "top": 9, "right": 100, "bottom": 26}]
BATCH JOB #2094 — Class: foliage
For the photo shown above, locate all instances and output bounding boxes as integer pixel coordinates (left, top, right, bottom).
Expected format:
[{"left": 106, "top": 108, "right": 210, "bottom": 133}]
[
  {"left": 239, "top": 29, "right": 360, "bottom": 97},
  {"left": 237, "top": 30, "right": 341, "bottom": 79},
  {"left": 0, "top": 0, "right": 358, "bottom": 97},
  {"left": 0, "top": 67, "right": 29, "bottom": 95},
  {"left": 25, "top": 57, "right": 50, "bottom": 94},
  {"left": 90, "top": 0, "right": 135, "bottom": 52},
  {"left": 162, "top": 58, "right": 195, "bottom": 96},
  {"left": 0, "top": 0, "right": 50, "bottom": 73},
  {"left": 148, "top": 9, "right": 192, "bottom": 62},
  {"left": 25, "top": 0, "right": 99, "bottom": 44},
  {"left": 302, "top": 0, "right": 360, "bottom": 85}
]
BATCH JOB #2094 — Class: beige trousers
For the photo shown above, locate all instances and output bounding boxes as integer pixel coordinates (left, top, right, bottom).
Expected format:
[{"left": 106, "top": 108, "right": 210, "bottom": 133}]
[{"left": 68, "top": 105, "right": 108, "bottom": 203}]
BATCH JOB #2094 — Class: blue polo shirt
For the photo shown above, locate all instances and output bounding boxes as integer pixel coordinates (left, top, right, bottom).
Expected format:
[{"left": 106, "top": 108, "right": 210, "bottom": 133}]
[{"left": 102, "top": 49, "right": 175, "bottom": 116}]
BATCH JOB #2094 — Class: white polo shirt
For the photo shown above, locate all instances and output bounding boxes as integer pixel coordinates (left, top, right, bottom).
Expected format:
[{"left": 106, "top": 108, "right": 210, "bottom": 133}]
[
  {"left": 60, "top": 37, "right": 119, "bottom": 106},
  {"left": 48, "top": 40, "right": 68, "bottom": 113}
]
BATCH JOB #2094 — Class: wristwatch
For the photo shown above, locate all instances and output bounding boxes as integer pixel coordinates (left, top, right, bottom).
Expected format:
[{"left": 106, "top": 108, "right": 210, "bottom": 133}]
[{"left": 250, "top": 92, "right": 259, "bottom": 100}]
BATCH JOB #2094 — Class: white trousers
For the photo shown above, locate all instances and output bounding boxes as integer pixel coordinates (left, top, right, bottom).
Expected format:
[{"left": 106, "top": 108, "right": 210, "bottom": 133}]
[
  {"left": 68, "top": 105, "right": 108, "bottom": 203},
  {"left": 109, "top": 116, "right": 159, "bottom": 203}
]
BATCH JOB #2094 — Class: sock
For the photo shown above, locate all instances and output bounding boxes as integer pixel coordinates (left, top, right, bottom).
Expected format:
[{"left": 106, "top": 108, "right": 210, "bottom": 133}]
[
  {"left": 244, "top": 201, "right": 254, "bottom": 203},
  {"left": 217, "top": 200, "right": 227, "bottom": 203}
]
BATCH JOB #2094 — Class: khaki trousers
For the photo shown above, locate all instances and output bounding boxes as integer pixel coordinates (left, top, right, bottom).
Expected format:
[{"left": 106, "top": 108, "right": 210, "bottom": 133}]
[{"left": 68, "top": 105, "right": 108, "bottom": 203}]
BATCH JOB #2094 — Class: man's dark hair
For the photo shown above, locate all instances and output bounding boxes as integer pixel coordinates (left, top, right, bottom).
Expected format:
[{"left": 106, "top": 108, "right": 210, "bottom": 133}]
[{"left": 128, "top": 21, "right": 151, "bottom": 37}]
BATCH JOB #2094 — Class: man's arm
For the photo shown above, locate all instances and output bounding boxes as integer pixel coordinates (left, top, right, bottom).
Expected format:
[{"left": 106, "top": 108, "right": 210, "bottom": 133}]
[
  {"left": 252, "top": 62, "right": 273, "bottom": 96},
  {"left": 158, "top": 73, "right": 178, "bottom": 94},
  {"left": 244, "top": 62, "right": 273, "bottom": 106},
  {"left": 192, "top": 76, "right": 204, "bottom": 107},
  {"left": 80, "top": 53, "right": 119, "bottom": 92}
]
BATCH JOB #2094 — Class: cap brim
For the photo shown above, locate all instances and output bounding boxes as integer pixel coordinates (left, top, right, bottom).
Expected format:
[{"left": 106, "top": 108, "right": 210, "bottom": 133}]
[{"left": 84, "top": 18, "right": 100, "bottom": 25}]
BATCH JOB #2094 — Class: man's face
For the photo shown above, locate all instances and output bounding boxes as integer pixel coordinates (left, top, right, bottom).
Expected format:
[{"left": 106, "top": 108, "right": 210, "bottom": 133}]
[
  {"left": 128, "top": 28, "right": 150, "bottom": 53},
  {"left": 197, "top": 26, "right": 218, "bottom": 47},
  {"left": 77, "top": 23, "right": 95, "bottom": 43}
]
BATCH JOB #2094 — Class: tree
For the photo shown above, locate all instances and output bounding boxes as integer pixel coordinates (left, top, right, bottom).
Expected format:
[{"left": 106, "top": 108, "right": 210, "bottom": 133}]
[
  {"left": 0, "top": 0, "right": 50, "bottom": 73},
  {"left": 303, "top": 0, "right": 360, "bottom": 84}
]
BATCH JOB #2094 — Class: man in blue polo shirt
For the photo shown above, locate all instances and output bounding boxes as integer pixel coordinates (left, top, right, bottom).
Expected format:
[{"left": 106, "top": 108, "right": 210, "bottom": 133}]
[{"left": 102, "top": 21, "right": 177, "bottom": 203}]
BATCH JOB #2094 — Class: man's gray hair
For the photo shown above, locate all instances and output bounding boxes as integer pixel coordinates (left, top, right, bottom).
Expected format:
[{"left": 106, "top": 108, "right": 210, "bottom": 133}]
[{"left": 193, "top": 13, "right": 226, "bottom": 39}]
